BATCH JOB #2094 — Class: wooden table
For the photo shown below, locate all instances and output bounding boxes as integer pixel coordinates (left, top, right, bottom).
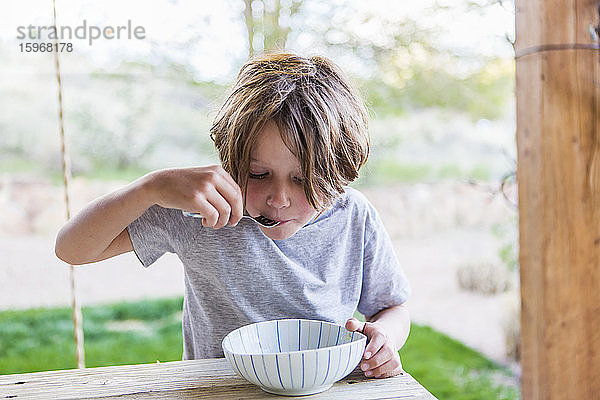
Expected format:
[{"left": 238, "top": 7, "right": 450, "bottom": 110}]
[{"left": 0, "top": 358, "right": 436, "bottom": 399}]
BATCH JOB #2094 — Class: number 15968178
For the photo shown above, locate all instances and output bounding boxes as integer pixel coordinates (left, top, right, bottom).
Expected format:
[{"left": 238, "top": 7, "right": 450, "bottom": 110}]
[{"left": 19, "top": 42, "right": 73, "bottom": 52}]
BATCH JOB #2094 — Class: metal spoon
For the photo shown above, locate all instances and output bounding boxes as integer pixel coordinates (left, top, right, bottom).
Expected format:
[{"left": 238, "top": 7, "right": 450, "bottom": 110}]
[{"left": 182, "top": 211, "right": 281, "bottom": 228}]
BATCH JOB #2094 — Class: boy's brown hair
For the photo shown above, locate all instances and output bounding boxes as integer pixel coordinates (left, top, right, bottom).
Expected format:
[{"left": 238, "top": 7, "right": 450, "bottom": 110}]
[{"left": 210, "top": 52, "right": 370, "bottom": 210}]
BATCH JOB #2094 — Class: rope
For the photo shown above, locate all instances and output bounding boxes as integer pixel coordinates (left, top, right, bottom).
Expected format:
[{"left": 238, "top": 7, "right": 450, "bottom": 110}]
[
  {"left": 515, "top": 9, "right": 600, "bottom": 59},
  {"left": 515, "top": 43, "right": 600, "bottom": 59},
  {"left": 52, "top": 0, "right": 85, "bottom": 369}
]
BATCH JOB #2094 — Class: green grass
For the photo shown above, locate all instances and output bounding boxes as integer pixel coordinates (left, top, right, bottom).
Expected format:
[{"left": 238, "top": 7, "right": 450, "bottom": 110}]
[
  {"left": 400, "top": 325, "right": 519, "bottom": 400},
  {"left": 0, "top": 298, "right": 183, "bottom": 373},
  {"left": 0, "top": 298, "right": 519, "bottom": 399}
]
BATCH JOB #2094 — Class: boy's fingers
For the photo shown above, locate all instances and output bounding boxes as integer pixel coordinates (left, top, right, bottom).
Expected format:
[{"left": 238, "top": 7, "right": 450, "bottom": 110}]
[
  {"left": 363, "top": 342, "right": 395, "bottom": 371},
  {"left": 211, "top": 187, "right": 238, "bottom": 228},
  {"left": 345, "top": 318, "right": 365, "bottom": 333},
  {"left": 211, "top": 170, "right": 244, "bottom": 225},
  {"left": 213, "top": 173, "right": 243, "bottom": 226},
  {"left": 188, "top": 166, "right": 241, "bottom": 227},
  {"left": 215, "top": 165, "right": 239, "bottom": 191},
  {"left": 369, "top": 356, "right": 403, "bottom": 378},
  {"left": 192, "top": 188, "right": 227, "bottom": 228},
  {"left": 224, "top": 190, "right": 243, "bottom": 226},
  {"left": 346, "top": 320, "right": 389, "bottom": 364},
  {"left": 205, "top": 189, "right": 233, "bottom": 229},
  {"left": 197, "top": 206, "right": 218, "bottom": 228},
  {"left": 362, "top": 324, "right": 387, "bottom": 360}
]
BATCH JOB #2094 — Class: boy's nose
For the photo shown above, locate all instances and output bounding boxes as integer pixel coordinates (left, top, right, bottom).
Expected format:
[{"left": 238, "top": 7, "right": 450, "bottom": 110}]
[{"left": 266, "top": 183, "right": 290, "bottom": 209}]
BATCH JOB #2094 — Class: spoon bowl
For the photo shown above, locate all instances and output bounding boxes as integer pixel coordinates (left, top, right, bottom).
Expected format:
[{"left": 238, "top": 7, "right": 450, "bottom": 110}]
[{"left": 182, "top": 211, "right": 281, "bottom": 228}]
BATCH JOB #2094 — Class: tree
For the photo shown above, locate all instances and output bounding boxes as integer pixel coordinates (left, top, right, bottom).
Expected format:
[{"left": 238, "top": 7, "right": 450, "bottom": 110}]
[
  {"left": 242, "top": 0, "right": 304, "bottom": 57},
  {"left": 237, "top": 0, "right": 513, "bottom": 118}
]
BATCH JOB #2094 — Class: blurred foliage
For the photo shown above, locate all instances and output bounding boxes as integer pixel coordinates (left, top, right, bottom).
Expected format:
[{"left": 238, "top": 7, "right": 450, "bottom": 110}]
[
  {"left": 0, "top": 106, "right": 512, "bottom": 185},
  {"left": 67, "top": 62, "right": 222, "bottom": 171},
  {"left": 374, "top": 57, "right": 513, "bottom": 119},
  {"left": 0, "top": 0, "right": 515, "bottom": 180},
  {"left": 492, "top": 218, "right": 519, "bottom": 273},
  {"left": 238, "top": 0, "right": 514, "bottom": 118},
  {"left": 293, "top": 1, "right": 515, "bottom": 119},
  {"left": 355, "top": 158, "right": 492, "bottom": 187},
  {"left": 0, "top": 298, "right": 518, "bottom": 399}
]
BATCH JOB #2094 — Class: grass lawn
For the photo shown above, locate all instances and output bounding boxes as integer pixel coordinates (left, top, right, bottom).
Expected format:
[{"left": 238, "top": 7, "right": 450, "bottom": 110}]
[{"left": 0, "top": 297, "right": 519, "bottom": 399}]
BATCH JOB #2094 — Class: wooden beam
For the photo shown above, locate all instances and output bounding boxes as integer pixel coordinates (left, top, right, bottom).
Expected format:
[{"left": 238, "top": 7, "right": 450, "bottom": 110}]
[
  {"left": 516, "top": 0, "right": 600, "bottom": 399},
  {"left": 0, "top": 359, "right": 436, "bottom": 399}
]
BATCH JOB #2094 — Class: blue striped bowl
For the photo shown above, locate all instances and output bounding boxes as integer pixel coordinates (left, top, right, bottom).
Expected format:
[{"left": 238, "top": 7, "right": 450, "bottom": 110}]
[{"left": 222, "top": 319, "right": 367, "bottom": 396}]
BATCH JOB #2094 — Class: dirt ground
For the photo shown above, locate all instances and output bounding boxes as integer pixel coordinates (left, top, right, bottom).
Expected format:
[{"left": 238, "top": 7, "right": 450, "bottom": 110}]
[{"left": 0, "top": 176, "right": 520, "bottom": 373}]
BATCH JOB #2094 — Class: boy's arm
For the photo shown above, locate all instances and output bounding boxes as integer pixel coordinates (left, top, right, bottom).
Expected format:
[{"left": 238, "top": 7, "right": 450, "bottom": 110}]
[
  {"left": 345, "top": 304, "right": 410, "bottom": 378},
  {"left": 55, "top": 174, "right": 155, "bottom": 265},
  {"left": 55, "top": 166, "right": 244, "bottom": 265}
]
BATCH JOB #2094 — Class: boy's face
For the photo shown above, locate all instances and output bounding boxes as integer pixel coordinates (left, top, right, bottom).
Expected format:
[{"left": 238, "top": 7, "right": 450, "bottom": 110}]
[{"left": 245, "top": 120, "right": 318, "bottom": 240}]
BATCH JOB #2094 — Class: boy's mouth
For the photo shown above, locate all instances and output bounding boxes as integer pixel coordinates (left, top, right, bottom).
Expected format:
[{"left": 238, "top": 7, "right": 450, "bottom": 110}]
[{"left": 263, "top": 216, "right": 292, "bottom": 224}]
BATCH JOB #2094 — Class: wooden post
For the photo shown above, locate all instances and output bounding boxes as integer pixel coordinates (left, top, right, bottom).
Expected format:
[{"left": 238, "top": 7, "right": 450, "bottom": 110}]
[{"left": 515, "top": 0, "right": 600, "bottom": 399}]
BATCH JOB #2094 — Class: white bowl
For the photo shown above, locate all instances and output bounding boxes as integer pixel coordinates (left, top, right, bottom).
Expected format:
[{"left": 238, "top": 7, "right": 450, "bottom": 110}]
[{"left": 222, "top": 319, "right": 367, "bottom": 396}]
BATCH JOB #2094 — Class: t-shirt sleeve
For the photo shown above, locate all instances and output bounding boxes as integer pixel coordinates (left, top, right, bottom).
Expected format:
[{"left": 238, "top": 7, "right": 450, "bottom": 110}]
[
  {"left": 127, "top": 205, "right": 194, "bottom": 267},
  {"left": 357, "top": 204, "right": 411, "bottom": 318}
]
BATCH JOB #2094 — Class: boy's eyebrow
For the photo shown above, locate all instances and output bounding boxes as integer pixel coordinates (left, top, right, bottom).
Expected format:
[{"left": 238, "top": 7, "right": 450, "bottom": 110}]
[
  {"left": 249, "top": 158, "right": 274, "bottom": 167},
  {"left": 250, "top": 158, "right": 302, "bottom": 173},
  {"left": 249, "top": 158, "right": 269, "bottom": 166}
]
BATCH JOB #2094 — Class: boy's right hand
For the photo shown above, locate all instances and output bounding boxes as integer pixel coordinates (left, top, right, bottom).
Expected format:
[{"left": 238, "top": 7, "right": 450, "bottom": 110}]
[{"left": 147, "top": 165, "right": 243, "bottom": 229}]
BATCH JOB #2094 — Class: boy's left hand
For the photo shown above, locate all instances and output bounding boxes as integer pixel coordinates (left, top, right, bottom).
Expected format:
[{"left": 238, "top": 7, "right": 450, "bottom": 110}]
[{"left": 345, "top": 317, "right": 403, "bottom": 378}]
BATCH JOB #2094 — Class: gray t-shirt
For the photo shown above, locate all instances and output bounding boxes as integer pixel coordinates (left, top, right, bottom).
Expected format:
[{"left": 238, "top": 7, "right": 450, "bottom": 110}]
[{"left": 127, "top": 187, "right": 410, "bottom": 359}]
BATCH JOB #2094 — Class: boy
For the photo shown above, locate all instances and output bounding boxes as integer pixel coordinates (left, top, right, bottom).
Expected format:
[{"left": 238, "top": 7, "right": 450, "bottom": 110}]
[{"left": 56, "top": 53, "right": 410, "bottom": 378}]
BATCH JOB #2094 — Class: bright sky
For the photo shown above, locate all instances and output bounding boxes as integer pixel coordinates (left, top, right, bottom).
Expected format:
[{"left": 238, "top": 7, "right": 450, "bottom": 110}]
[{"left": 0, "top": 0, "right": 514, "bottom": 82}]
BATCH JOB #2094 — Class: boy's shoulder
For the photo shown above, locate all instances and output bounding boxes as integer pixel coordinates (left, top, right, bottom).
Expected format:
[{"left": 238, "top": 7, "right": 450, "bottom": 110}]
[
  {"left": 330, "top": 187, "right": 375, "bottom": 218},
  {"left": 315, "top": 187, "right": 384, "bottom": 237},
  {"left": 336, "top": 186, "right": 370, "bottom": 207}
]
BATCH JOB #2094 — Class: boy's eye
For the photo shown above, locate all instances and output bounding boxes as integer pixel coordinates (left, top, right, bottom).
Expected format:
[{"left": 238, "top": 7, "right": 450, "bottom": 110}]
[
  {"left": 249, "top": 172, "right": 268, "bottom": 179},
  {"left": 293, "top": 176, "right": 303, "bottom": 184}
]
